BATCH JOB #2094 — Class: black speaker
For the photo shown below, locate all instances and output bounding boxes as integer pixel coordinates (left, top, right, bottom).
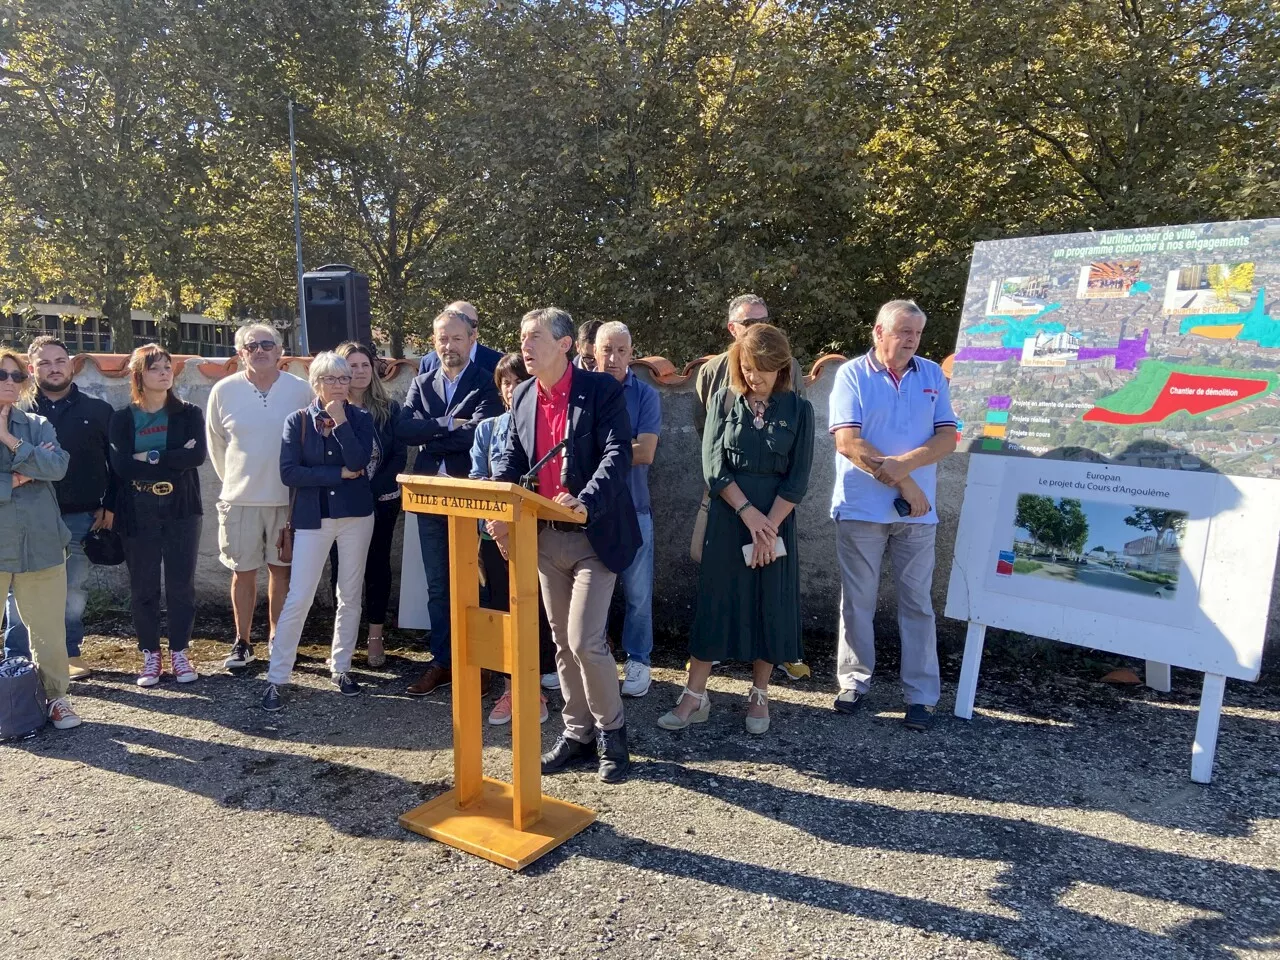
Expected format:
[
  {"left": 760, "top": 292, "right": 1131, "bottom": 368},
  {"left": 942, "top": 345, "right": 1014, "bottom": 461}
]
[{"left": 301, "top": 264, "right": 372, "bottom": 353}]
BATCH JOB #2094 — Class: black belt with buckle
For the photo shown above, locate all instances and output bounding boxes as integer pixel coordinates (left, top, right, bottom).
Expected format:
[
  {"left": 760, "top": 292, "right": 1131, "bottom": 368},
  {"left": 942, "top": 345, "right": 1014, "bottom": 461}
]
[
  {"left": 133, "top": 480, "right": 174, "bottom": 496},
  {"left": 538, "top": 519, "right": 581, "bottom": 533}
]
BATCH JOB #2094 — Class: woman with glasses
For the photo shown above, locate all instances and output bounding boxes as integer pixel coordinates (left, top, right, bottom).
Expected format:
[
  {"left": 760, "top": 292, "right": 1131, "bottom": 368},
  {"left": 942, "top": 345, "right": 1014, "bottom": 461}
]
[
  {"left": 658, "top": 323, "right": 814, "bottom": 736},
  {"left": 327, "top": 342, "right": 405, "bottom": 667},
  {"left": 108, "top": 345, "right": 208, "bottom": 687},
  {"left": 262, "top": 351, "right": 375, "bottom": 711},
  {"left": 0, "top": 347, "right": 81, "bottom": 729}
]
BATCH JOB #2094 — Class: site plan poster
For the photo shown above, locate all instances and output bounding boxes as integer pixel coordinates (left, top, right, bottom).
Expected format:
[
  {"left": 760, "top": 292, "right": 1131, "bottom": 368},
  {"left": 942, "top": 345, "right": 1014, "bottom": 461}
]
[
  {"left": 950, "top": 217, "right": 1280, "bottom": 478},
  {"left": 946, "top": 218, "right": 1280, "bottom": 679}
]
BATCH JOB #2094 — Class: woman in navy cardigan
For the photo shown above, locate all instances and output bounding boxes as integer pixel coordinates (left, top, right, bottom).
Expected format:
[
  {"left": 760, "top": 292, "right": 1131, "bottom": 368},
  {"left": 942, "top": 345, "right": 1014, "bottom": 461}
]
[{"left": 262, "top": 351, "right": 374, "bottom": 712}]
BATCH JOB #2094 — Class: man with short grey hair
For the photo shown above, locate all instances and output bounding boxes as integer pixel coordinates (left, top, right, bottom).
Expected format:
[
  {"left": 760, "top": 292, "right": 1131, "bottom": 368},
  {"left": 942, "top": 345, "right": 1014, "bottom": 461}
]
[
  {"left": 828, "top": 299, "right": 957, "bottom": 731},
  {"left": 595, "top": 321, "right": 661, "bottom": 697},
  {"left": 207, "top": 321, "right": 313, "bottom": 670},
  {"left": 489, "top": 307, "right": 641, "bottom": 783}
]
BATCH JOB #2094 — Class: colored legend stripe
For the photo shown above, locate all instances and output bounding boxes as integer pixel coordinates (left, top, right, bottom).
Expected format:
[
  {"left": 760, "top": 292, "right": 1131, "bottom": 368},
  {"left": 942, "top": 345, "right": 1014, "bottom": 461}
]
[
  {"left": 983, "top": 424, "right": 1007, "bottom": 438},
  {"left": 986, "top": 395, "right": 1012, "bottom": 410},
  {"left": 981, "top": 438, "right": 1004, "bottom": 450},
  {"left": 984, "top": 411, "right": 1009, "bottom": 425}
]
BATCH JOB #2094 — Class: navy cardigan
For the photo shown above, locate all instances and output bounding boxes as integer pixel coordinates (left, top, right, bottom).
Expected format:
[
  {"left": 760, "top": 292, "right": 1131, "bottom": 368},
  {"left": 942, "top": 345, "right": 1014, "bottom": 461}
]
[{"left": 280, "top": 401, "right": 375, "bottom": 530}]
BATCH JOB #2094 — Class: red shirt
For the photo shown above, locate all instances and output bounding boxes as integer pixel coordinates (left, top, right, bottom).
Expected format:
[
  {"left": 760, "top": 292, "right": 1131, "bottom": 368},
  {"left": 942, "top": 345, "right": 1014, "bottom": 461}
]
[{"left": 534, "top": 364, "right": 573, "bottom": 498}]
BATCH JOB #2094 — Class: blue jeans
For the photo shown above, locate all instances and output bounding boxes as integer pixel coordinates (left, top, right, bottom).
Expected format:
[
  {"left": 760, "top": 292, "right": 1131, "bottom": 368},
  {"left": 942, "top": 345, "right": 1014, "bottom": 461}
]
[
  {"left": 619, "top": 511, "right": 654, "bottom": 665},
  {"left": 4, "top": 510, "right": 94, "bottom": 659},
  {"left": 417, "top": 512, "right": 451, "bottom": 665}
]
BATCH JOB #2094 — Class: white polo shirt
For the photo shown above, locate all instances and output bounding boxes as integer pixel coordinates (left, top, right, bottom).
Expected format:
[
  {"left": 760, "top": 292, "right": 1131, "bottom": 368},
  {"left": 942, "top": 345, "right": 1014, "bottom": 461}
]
[{"left": 829, "top": 350, "right": 956, "bottom": 524}]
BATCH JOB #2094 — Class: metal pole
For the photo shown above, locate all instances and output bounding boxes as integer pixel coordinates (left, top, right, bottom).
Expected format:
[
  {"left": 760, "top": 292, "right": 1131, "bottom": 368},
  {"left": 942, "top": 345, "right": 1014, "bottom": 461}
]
[{"left": 289, "top": 98, "right": 308, "bottom": 355}]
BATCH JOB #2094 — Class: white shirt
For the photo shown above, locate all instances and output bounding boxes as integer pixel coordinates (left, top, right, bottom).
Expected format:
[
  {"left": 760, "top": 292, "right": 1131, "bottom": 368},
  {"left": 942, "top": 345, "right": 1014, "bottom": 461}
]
[
  {"left": 206, "top": 371, "right": 314, "bottom": 505},
  {"left": 436, "top": 360, "right": 471, "bottom": 475}
]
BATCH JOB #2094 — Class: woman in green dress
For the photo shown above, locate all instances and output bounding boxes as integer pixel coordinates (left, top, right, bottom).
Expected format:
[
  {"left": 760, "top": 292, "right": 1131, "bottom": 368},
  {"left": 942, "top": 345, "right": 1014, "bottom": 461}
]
[{"left": 659, "top": 323, "right": 814, "bottom": 736}]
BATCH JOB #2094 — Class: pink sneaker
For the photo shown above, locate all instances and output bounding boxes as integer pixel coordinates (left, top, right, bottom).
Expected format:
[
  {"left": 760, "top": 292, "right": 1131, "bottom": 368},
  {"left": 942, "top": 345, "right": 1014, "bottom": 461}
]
[
  {"left": 488, "top": 691, "right": 513, "bottom": 726},
  {"left": 171, "top": 650, "right": 199, "bottom": 684},
  {"left": 47, "top": 697, "right": 82, "bottom": 730},
  {"left": 137, "top": 650, "right": 162, "bottom": 687}
]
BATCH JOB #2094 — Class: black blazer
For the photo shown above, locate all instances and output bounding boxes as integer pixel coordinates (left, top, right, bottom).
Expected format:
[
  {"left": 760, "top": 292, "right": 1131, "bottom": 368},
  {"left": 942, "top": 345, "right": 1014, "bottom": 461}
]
[
  {"left": 108, "top": 399, "right": 208, "bottom": 534},
  {"left": 398, "top": 362, "right": 504, "bottom": 477},
  {"left": 491, "top": 364, "right": 641, "bottom": 574}
]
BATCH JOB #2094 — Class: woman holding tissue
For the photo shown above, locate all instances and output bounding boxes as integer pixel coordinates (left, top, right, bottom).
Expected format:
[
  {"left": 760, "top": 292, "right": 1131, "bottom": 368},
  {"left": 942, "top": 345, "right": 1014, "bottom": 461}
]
[{"left": 659, "top": 324, "right": 814, "bottom": 736}]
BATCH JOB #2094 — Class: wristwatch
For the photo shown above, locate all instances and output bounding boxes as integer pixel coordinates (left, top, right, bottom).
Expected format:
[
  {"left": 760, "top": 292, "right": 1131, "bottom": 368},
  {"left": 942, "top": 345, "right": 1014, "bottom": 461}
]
[{"left": 147, "top": 448, "right": 160, "bottom": 465}]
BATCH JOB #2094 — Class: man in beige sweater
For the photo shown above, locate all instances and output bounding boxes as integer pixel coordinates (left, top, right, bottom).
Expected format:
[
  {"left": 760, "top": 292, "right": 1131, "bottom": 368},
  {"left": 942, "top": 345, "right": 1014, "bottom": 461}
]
[{"left": 206, "top": 324, "right": 314, "bottom": 670}]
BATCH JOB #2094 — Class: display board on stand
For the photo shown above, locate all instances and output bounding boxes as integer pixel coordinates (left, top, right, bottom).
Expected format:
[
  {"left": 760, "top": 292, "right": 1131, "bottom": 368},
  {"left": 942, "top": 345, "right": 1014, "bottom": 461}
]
[{"left": 945, "top": 217, "right": 1280, "bottom": 783}]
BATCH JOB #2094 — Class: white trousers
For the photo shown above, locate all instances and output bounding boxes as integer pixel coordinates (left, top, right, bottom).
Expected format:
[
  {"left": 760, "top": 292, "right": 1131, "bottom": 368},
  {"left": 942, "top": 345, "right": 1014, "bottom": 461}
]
[{"left": 267, "top": 515, "right": 375, "bottom": 685}]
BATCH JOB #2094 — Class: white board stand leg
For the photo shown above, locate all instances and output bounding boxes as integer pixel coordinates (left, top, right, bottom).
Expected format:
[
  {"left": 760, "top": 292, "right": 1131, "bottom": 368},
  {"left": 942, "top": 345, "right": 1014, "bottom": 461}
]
[
  {"left": 1190, "top": 673, "right": 1226, "bottom": 785},
  {"left": 953, "top": 622, "right": 987, "bottom": 720},
  {"left": 1145, "top": 660, "right": 1172, "bottom": 692}
]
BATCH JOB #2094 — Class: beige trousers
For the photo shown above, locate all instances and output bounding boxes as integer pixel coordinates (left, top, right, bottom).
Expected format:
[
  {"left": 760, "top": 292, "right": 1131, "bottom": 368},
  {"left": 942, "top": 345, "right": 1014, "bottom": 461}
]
[
  {"left": 1, "top": 563, "right": 69, "bottom": 701},
  {"left": 538, "top": 529, "right": 623, "bottom": 742}
]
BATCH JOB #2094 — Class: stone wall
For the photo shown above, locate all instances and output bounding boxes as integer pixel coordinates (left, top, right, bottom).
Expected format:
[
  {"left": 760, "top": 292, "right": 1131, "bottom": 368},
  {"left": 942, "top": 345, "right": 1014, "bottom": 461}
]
[{"left": 66, "top": 354, "right": 1278, "bottom": 666}]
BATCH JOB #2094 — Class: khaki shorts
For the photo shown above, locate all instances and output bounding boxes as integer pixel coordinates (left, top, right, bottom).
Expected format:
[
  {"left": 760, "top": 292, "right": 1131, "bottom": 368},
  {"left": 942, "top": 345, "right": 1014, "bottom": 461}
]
[{"left": 216, "top": 502, "right": 292, "bottom": 571}]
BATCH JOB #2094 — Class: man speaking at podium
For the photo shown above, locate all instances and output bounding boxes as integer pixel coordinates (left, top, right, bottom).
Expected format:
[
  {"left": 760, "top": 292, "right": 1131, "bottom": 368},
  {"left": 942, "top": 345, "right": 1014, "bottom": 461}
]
[{"left": 490, "top": 307, "right": 641, "bottom": 784}]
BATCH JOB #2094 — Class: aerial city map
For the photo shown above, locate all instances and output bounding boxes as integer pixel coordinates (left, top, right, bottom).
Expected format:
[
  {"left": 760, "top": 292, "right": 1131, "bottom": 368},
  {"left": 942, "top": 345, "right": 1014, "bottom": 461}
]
[{"left": 948, "top": 217, "right": 1280, "bottom": 480}]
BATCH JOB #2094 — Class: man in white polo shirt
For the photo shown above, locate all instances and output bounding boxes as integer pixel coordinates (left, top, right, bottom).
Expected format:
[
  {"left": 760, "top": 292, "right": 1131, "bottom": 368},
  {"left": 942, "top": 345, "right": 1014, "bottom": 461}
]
[
  {"left": 206, "top": 323, "right": 314, "bottom": 670},
  {"left": 828, "top": 300, "right": 957, "bottom": 731}
]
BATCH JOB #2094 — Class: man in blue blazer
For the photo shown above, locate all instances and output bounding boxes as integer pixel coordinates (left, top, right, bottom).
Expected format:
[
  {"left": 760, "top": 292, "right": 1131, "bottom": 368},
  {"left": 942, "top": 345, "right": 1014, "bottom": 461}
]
[
  {"left": 417, "top": 301, "right": 504, "bottom": 377},
  {"left": 490, "top": 307, "right": 640, "bottom": 784},
  {"left": 400, "top": 308, "right": 504, "bottom": 695}
]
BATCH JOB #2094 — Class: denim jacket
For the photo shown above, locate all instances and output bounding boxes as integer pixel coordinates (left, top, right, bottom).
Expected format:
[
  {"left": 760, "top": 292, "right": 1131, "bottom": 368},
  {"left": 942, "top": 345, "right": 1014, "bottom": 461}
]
[{"left": 0, "top": 407, "right": 72, "bottom": 572}]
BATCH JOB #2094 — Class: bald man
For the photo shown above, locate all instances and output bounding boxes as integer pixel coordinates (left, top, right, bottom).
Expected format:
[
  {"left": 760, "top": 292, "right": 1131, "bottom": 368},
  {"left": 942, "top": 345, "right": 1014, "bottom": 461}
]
[{"left": 417, "top": 300, "right": 504, "bottom": 376}]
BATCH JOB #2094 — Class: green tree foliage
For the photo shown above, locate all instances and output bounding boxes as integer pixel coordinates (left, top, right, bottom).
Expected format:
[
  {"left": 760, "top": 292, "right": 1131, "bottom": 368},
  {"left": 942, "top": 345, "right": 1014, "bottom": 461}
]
[
  {"left": 2, "top": 0, "right": 1278, "bottom": 357},
  {"left": 1124, "top": 506, "right": 1187, "bottom": 549}
]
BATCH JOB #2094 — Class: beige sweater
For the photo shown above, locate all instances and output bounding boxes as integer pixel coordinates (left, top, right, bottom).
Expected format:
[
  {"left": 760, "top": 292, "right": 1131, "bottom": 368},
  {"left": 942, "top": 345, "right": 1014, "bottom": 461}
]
[{"left": 205, "top": 371, "right": 314, "bottom": 505}]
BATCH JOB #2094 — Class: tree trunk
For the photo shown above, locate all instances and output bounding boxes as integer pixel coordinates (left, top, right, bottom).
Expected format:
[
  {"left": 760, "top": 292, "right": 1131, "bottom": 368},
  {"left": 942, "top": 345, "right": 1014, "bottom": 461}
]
[
  {"left": 102, "top": 248, "right": 133, "bottom": 352},
  {"left": 161, "top": 283, "right": 183, "bottom": 353}
]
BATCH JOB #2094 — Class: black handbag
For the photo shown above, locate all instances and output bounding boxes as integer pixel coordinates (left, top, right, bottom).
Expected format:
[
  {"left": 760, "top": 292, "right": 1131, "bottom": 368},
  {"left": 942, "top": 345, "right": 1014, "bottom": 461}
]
[{"left": 82, "top": 527, "right": 125, "bottom": 566}]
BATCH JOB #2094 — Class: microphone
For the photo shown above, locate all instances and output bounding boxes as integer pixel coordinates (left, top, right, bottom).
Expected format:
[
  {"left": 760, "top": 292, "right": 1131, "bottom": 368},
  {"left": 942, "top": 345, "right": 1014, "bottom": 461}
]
[
  {"left": 520, "top": 437, "right": 569, "bottom": 491},
  {"left": 560, "top": 420, "right": 572, "bottom": 491}
]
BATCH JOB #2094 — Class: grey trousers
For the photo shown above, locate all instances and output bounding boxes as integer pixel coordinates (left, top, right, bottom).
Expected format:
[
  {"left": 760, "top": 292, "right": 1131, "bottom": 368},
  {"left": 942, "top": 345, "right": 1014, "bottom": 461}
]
[
  {"left": 835, "top": 519, "right": 940, "bottom": 706},
  {"left": 538, "top": 529, "right": 624, "bottom": 742}
]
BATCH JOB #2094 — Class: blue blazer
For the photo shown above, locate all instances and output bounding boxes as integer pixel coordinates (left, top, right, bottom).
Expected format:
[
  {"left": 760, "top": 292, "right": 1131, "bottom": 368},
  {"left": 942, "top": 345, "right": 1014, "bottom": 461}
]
[
  {"left": 280, "top": 401, "right": 375, "bottom": 530},
  {"left": 491, "top": 365, "right": 641, "bottom": 574},
  {"left": 418, "top": 342, "right": 504, "bottom": 378},
  {"left": 398, "top": 362, "right": 504, "bottom": 476}
]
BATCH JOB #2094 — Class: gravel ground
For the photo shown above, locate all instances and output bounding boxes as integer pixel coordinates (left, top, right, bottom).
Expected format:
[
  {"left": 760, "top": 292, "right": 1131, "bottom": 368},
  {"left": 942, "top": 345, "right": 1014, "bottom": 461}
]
[{"left": 2, "top": 619, "right": 1279, "bottom": 960}]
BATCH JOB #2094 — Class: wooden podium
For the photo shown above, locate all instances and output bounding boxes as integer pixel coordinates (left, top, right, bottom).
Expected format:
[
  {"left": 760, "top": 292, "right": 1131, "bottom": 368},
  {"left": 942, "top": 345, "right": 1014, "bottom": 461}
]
[{"left": 396, "top": 474, "right": 596, "bottom": 869}]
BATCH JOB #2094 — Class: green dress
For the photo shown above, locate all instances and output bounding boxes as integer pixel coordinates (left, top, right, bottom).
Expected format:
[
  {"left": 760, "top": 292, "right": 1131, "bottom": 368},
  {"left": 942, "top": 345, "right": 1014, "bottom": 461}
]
[{"left": 689, "top": 388, "right": 815, "bottom": 664}]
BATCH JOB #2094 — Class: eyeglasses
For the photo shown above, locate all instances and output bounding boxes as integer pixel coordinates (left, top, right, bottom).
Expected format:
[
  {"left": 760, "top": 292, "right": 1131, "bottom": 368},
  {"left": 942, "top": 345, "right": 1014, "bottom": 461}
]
[
  {"left": 243, "top": 340, "right": 277, "bottom": 353},
  {"left": 317, "top": 376, "right": 352, "bottom": 386},
  {"left": 0, "top": 370, "right": 29, "bottom": 383}
]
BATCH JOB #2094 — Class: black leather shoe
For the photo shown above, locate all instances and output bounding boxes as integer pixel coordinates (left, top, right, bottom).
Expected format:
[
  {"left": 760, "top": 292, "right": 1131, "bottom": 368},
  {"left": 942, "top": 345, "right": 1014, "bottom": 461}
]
[
  {"left": 541, "top": 734, "right": 596, "bottom": 773},
  {"left": 596, "top": 724, "right": 631, "bottom": 784}
]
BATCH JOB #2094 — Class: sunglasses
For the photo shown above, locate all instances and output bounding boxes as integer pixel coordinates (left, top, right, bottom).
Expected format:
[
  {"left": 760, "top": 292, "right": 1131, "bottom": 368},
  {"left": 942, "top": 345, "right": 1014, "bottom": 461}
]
[
  {"left": 243, "top": 340, "right": 277, "bottom": 353},
  {"left": 0, "top": 370, "right": 29, "bottom": 383}
]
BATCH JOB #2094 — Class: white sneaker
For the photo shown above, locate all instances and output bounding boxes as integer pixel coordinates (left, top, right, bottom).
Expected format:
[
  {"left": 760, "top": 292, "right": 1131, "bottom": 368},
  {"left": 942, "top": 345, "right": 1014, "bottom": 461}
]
[
  {"left": 47, "top": 697, "right": 82, "bottom": 730},
  {"left": 540, "top": 672, "right": 561, "bottom": 690},
  {"left": 620, "top": 660, "right": 651, "bottom": 698},
  {"left": 171, "top": 650, "right": 199, "bottom": 684}
]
